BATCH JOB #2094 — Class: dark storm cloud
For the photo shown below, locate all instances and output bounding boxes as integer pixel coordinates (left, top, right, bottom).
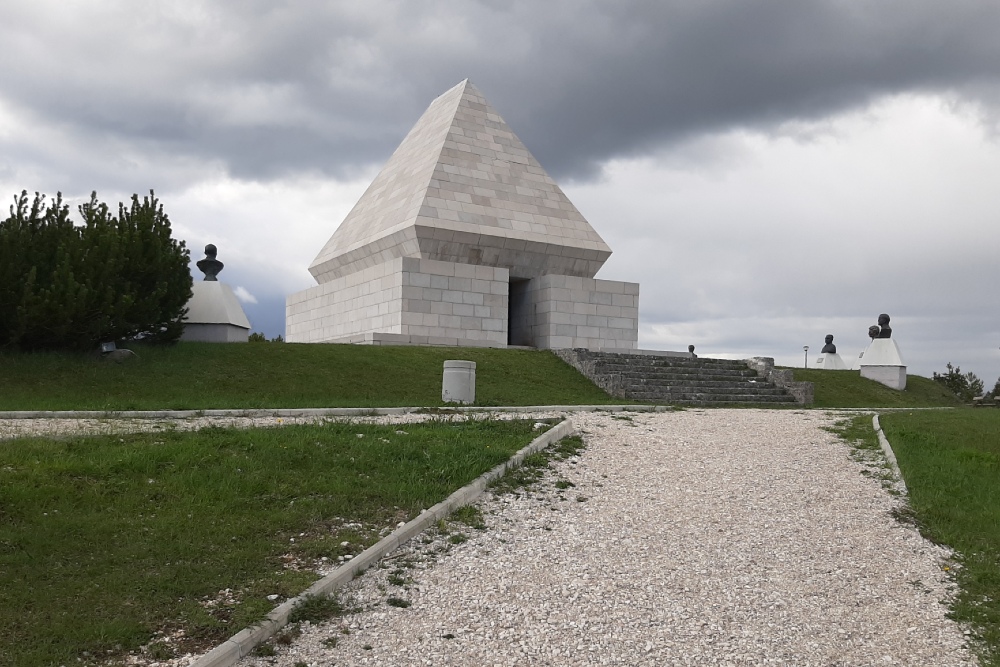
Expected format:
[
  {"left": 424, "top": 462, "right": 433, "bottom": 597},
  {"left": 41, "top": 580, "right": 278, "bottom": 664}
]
[{"left": 2, "top": 0, "right": 998, "bottom": 186}]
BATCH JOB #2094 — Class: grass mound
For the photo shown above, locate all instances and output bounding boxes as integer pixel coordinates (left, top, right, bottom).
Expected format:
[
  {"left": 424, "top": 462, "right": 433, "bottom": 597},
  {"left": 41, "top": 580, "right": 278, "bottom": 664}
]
[
  {"left": 0, "top": 343, "right": 619, "bottom": 411},
  {"left": 790, "top": 368, "right": 962, "bottom": 408}
]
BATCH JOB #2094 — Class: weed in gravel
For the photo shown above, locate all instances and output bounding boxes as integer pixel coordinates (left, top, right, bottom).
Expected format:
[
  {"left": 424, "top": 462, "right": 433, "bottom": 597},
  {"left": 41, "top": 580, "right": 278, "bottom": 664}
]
[
  {"left": 827, "top": 416, "right": 899, "bottom": 493},
  {"left": 274, "top": 625, "right": 302, "bottom": 645},
  {"left": 450, "top": 505, "right": 486, "bottom": 530},
  {"left": 890, "top": 505, "right": 921, "bottom": 528},
  {"left": 490, "top": 452, "right": 549, "bottom": 495},
  {"left": 252, "top": 644, "right": 276, "bottom": 657},
  {"left": 288, "top": 593, "right": 348, "bottom": 624},
  {"left": 321, "top": 636, "right": 339, "bottom": 648},
  {"left": 146, "top": 642, "right": 174, "bottom": 660},
  {"left": 448, "top": 533, "right": 468, "bottom": 544},
  {"left": 550, "top": 435, "right": 586, "bottom": 460},
  {"left": 489, "top": 436, "right": 589, "bottom": 499},
  {"left": 554, "top": 479, "right": 575, "bottom": 489},
  {"left": 386, "top": 597, "right": 411, "bottom": 608}
]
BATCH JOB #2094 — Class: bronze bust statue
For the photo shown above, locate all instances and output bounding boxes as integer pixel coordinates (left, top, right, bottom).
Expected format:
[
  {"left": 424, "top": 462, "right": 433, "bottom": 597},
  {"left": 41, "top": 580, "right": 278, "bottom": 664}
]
[
  {"left": 821, "top": 334, "right": 836, "bottom": 353},
  {"left": 196, "top": 244, "right": 224, "bottom": 281},
  {"left": 868, "top": 313, "right": 892, "bottom": 339}
]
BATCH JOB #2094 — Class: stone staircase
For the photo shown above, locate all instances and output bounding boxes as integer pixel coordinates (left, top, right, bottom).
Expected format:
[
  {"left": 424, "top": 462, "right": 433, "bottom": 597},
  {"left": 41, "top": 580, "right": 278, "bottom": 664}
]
[{"left": 555, "top": 349, "right": 804, "bottom": 407}]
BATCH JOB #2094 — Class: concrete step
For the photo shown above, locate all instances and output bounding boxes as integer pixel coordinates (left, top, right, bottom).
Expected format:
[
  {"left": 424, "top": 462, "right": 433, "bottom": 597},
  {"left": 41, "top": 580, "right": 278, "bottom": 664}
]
[
  {"left": 620, "top": 384, "right": 791, "bottom": 396},
  {"left": 659, "top": 398, "right": 800, "bottom": 407},
  {"left": 582, "top": 355, "right": 750, "bottom": 370},
  {"left": 555, "top": 349, "right": 801, "bottom": 406},
  {"left": 593, "top": 365, "right": 760, "bottom": 379},
  {"left": 615, "top": 378, "right": 777, "bottom": 388},
  {"left": 625, "top": 390, "right": 798, "bottom": 403}
]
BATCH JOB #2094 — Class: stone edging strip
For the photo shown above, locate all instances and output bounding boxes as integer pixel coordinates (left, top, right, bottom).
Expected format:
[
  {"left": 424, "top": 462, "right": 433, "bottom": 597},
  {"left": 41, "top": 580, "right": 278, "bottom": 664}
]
[
  {"left": 0, "top": 405, "right": 673, "bottom": 420},
  {"left": 872, "top": 414, "right": 908, "bottom": 495},
  {"left": 190, "top": 417, "right": 578, "bottom": 667}
]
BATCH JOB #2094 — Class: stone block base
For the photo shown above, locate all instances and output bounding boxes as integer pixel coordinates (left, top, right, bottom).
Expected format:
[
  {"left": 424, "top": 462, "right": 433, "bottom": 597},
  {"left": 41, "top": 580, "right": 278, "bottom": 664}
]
[
  {"left": 321, "top": 332, "right": 504, "bottom": 348},
  {"left": 181, "top": 323, "right": 249, "bottom": 343},
  {"left": 287, "top": 257, "right": 509, "bottom": 345},
  {"left": 860, "top": 365, "right": 907, "bottom": 390},
  {"left": 288, "top": 259, "right": 640, "bottom": 350}
]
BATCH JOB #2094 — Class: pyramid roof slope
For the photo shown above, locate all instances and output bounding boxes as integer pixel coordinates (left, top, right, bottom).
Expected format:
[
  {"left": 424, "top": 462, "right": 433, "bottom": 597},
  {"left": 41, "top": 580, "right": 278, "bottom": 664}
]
[{"left": 309, "top": 80, "right": 612, "bottom": 284}]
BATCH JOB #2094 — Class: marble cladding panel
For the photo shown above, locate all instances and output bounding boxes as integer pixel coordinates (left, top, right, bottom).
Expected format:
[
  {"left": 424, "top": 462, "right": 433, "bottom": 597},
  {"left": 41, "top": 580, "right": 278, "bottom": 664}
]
[{"left": 287, "top": 259, "right": 406, "bottom": 343}]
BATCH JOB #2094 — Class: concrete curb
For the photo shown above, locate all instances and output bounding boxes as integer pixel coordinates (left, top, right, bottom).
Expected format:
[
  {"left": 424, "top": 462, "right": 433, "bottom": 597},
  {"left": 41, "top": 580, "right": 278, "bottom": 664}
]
[
  {"left": 872, "top": 414, "right": 908, "bottom": 495},
  {"left": 0, "top": 405, "right": 674, "bottom": 420},
  {"left": 190, "top": 418, "right": 578, "bottom": 667}
]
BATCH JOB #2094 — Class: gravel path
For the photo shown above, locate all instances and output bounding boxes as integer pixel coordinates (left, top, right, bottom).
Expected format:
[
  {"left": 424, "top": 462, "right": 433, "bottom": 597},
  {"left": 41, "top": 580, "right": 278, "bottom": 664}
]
[{"left": 239, "top": 409, "right": 975, "bottom": 667}]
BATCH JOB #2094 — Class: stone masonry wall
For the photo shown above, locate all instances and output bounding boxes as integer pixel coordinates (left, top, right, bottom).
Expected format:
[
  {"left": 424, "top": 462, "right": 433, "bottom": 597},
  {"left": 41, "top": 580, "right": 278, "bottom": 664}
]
[
  {"left": 745, "top": 357, "right": 814, "bottom": 404},
  {"left": 397, "top": 258, "right": 509, "bottom": 345},
  {"left": 286, "top": 259, "right": 404, "bottom": 343},
  {"left": 526, "top": 274, "right": 639, "bottom": 349},
  {"left": 287, "top": 258, "right": 509, "bottom": 345}
]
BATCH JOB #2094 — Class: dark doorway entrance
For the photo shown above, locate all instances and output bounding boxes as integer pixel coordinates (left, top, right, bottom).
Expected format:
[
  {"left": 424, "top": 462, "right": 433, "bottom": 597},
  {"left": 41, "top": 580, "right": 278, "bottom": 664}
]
[{"left": 508, "top": 278, "right": 532, "bottom": 346}]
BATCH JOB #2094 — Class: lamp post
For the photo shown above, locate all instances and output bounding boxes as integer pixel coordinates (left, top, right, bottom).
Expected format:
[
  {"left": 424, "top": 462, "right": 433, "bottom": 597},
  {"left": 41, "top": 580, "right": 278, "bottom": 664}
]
[{"left": 803, "top": 345, "right": 809, "bottom": 368}]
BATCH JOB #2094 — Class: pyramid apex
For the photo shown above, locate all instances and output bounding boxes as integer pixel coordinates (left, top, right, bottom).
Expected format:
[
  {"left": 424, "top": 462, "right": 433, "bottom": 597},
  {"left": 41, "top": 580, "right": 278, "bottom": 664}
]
[{"left": 308, "top": 80, "right": 612, "bottom": 284}]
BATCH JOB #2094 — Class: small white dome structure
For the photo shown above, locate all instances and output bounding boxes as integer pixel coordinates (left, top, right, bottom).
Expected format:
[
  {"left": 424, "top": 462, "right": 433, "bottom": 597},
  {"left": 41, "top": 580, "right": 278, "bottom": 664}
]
[{"left": 181, "top": 244, "right": 251, "bottom": 342}]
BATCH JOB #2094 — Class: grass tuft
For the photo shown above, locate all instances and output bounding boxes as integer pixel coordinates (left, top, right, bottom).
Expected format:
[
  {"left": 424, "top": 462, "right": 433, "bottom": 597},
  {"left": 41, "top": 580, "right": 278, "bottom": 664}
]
[
  {"left": 288, "top": 594, "right": 347, "bottom": 625},
  {"left": 449, "top": 505, "right": 486, "bottom": 530}
]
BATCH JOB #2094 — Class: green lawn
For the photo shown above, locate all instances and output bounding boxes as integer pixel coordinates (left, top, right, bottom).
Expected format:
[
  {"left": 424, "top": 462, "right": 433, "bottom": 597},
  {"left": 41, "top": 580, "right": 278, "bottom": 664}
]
[
  {"left": 790, "top": 368, "right": 961, "bottom": 408},
  {"left": 876, "top": 409, "right": 1000, "bottom": 666},
  {"left": 0, "top": 418, "right": 546, "bottom": 667},
  {"left": 1, "top": 343, "right": 968, "bottom": 412},
  {"left": 0, "top": 342, "right": 620, "bottom": 410}
]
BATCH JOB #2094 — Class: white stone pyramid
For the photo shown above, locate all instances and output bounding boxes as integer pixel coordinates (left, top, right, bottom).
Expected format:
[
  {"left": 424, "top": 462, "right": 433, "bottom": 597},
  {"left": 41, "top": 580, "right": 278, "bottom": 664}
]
[
  {"left": 309, "top": 79, "right": 612, "bottom": 284},
  {"left": 288, "top": 80, "right": 638, "bottom": 350}
]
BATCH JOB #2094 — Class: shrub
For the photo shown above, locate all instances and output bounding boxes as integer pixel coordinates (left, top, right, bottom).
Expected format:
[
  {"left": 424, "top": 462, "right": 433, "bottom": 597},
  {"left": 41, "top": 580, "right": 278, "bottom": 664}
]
[
  {"left": 0, "top": 190, "right": 192, "bottom": 351},
  {"left": 249, "top": 332, "right": 284, "bottom": 343},
  {"left": 932, "top": 362, "right": 984, "bottom": 402}
]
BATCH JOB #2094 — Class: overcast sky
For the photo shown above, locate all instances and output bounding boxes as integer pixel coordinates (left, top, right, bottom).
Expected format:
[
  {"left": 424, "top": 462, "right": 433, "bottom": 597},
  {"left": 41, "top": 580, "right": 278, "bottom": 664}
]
[{"left": 3, "top": 1, "right": 999, "bottom": 383}]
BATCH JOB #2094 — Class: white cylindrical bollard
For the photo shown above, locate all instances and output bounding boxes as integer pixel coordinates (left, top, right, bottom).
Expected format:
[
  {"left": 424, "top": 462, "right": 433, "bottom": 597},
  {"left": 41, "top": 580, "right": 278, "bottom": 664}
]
[{"left": 442, "top": 360, "right": 476, "bottom": 404}]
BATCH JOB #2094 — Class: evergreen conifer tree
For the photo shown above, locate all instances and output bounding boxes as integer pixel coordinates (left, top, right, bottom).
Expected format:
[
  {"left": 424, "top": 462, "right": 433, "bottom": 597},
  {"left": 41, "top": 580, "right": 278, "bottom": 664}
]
[{"left": 0, "top": 190, "right": 193, "bottom": 350}]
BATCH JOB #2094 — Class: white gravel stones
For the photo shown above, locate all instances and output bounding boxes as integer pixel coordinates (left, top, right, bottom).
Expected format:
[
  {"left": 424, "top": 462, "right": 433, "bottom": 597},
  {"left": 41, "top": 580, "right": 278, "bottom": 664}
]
[{"left": 238, "top": 409, "right": 975, "bottom": 667}]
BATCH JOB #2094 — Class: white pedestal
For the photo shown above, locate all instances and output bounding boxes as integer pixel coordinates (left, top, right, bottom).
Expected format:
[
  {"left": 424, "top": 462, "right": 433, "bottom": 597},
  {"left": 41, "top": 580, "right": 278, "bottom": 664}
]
[
  {"left": 182, "top": 282, "right": 251, "bottom": 342},
  {"left": 814, "top": 352, "right": 848, "bottom": 370},
  {"left": 860, "top": 365, "right": 907, "bottom": 390},
  {"left": 859, "top": 338, "right": 907, "bottom": 389}
]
